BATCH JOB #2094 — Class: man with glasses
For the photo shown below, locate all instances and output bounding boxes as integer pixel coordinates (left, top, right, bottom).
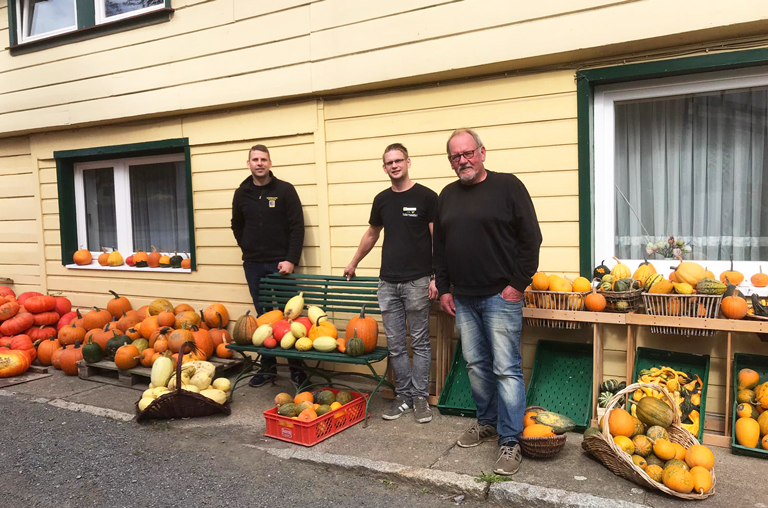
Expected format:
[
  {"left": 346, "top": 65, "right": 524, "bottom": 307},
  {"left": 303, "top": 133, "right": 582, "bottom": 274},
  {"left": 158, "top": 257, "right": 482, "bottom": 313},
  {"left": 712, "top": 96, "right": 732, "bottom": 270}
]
[
  {"left": 433, "top": 129, "right": 542, "bottom": 475},
  {"left": 344, "top": 143, "right": 438, "bottom": 423}
]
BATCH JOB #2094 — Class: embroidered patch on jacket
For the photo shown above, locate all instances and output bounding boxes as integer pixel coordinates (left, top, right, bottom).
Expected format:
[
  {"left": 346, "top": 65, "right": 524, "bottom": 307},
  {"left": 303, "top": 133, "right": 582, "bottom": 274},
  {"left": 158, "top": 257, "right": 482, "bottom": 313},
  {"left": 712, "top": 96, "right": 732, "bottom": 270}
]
[{"left": 268, "top": 197, "right": 278, "bottom": 208}]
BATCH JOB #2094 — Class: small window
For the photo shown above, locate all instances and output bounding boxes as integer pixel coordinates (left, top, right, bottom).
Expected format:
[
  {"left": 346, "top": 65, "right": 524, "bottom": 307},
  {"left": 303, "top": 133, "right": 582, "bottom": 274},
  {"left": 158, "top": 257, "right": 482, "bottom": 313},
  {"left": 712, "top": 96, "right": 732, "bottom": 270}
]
[
  {"left": 18, "top": 0, "right": 77, "bottom": 43},
  {"left": 74, "top": 153, "right": 191, "bottom": 266},
  {"left": 98, "top": 0, "right": 164, "bottom": 23}
]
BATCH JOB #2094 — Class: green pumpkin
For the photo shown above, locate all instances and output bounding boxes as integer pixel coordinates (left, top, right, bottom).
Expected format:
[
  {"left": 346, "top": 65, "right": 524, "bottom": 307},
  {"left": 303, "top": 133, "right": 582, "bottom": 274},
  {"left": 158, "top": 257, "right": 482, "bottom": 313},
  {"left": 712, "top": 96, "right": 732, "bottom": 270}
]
[
  {"left": 82, "top": 338, "right": 103, "bottom": 364},
  {"left": 346, "top": 330, "right": 365, "bottom": 357},
  {"left": 599, "top": 379, "right": 619, "bottom": 393},
  {"left": 593, "top": 260, "right": 611, "bottom": 281},
  {"left": 170, "top": 252, "right": 183, "bottom": 269},
  {"left": 105, "top": 331, "right": 131, "bottom": 361},
  {"left": 598, "top": 391, "right": 614, "bottom": 408}
]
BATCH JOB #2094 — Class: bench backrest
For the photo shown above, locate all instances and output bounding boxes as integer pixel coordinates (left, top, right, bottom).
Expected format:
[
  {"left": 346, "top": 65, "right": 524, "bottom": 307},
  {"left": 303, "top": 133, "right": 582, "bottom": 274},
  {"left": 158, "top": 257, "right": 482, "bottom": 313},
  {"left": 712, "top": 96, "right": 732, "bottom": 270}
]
[{"left": 258, "top": 274, "right": 380, "bottom": 315}]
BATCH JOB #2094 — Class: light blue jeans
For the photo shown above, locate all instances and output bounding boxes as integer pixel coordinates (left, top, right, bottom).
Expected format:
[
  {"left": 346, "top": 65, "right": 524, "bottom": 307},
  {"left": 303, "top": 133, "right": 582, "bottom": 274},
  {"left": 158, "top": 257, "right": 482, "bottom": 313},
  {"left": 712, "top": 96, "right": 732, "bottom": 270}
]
[
  {"left": 378, "top": 276, "right": 432, "bottom": 401},
  {"left": 454, "top": 293, "right": 525, "bottom": 446}
]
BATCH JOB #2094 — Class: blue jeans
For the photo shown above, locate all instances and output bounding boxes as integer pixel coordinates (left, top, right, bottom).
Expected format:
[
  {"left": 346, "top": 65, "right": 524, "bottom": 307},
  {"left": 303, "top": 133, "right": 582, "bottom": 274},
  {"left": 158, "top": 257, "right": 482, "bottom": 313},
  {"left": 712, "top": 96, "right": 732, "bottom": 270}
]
[
  {"left": 454, "top": 293, "right": 525, "bottom": 446},
  {"left": 243, "top": 261, "right": 302, "bottom": 374},
  {"left": 378, "top": 276, "right": 432, "bottom": 400}
]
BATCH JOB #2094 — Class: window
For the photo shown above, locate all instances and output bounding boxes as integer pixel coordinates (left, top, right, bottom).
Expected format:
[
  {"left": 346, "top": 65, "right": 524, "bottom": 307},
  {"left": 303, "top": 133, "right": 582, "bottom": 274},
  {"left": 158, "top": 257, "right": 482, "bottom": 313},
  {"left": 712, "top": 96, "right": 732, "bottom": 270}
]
[
  {"left": 593, "top": 66, "right": 768, "bottom": 279},
  {"left": 54, "top": 138, "right": 196, "bottom": 271},
  {"left": 10, "top": 0, "right": 170, "bottom": 49}
]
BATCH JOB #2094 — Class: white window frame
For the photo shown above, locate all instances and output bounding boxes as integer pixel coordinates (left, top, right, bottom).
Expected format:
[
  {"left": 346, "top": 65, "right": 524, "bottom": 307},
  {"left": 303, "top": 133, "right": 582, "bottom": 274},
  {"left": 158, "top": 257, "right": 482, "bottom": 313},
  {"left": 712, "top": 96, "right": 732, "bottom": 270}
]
[
  {"left": 95, "top": 0, "right": 165, "bottom": 24},
  {"left": 72, "top": 153, "right": 188, "bottom": 272},
  {"left": 594, "top": 65, "right": 768, "bottom": 292},
  {"left": 17, "top": 0, "right": 78, "bottom": 44}
]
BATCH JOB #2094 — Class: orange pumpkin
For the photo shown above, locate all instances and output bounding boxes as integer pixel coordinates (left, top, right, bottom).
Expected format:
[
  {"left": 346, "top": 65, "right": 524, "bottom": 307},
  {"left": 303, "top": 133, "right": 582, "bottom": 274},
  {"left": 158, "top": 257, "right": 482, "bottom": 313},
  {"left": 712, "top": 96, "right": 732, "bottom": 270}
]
[
  {"left": 106, "top": 290, "right": 132, "bottom": 319},
  {"left": 97, "top": 248, "right": 110, "bottom": 266},
  {"left": 167, "top": 327, "right": 193, "bottom": 353},
  {"left": 0, "top": 349, "right": 31, "bottom": 377},
  {"left": 208, "top": 320, "right": 232, "bottom": 350},
  {"left": 584, "top": 287, "right": 606, "bottom": 312},
  {"left": 216, "top": 342, "right": 233, "bottom": 359},
  {"left": 157, "top": 310, "right": 176, "bottom": 327},
  {"left": 751, "top": 266, "right": 768, "bottom": 287},
  {"left": 174, "top": 303, "right": 195, "bottom": 314},
  {"left": 308, "top": 319, "right": 338, "bottom": 341},
  {"left": 719, "top": 255, "right": 744, "bottom": 285},
  {"left": 189, "top": 325, "right": 214, "bottom": 360},
  {"left": 204, "top": 303, "right": 230, "bottom": 329},
  {"left": 344, "top": 304, "right": 379, "bottom": 354},
  {"left": 73, "top": 247, "right": 92, "bottom": 266},
  {"left": 174, "top": 310, "right": 201, "bottom": 330},
  {"left": 721, "top": 295, "right": 748, "bottom": 319},
  {"left": 149, "top": 326, "right": 173, "bottom": 349},
  {"left": 82, "top": 307, "right": 112, "bottom": 331},
  {"left": 114, "top": 343, "right": 140, "bottom": 370},
  {"left": 117, "top": 309, "right": 142, "bottom": 332},
  {"left": 147, "top": 246, "right": 162, "bottom": 268},
  {"left": 139, "top": 315, "right": 161, "bottom": 340}
]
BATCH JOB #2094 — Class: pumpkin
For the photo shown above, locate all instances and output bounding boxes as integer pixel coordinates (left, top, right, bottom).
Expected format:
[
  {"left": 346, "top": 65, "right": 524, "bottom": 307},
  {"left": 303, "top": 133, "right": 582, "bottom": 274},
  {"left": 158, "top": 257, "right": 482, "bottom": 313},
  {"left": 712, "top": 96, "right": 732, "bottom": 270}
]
[
  {"left": 35, "top": 336, "right": 61, "bottom": 366},
  {"left": 548, "top": 275, "right": 571, "bottom": 292},
  {"left": 57, "top": 310, "right": 78, "bottom": 331},
  {"left": 147, "top": 245, "right": 162, "bottom": 268},
  {"left": 159, "top": 254, "right": 171, "bottom": 268},
  {"left": 33, "top": 311, "right": 60, "bottom": 326},
  {"left": 73, "top": 247, "right": 92, "bottom": 266},
  {"left": 208, "top": 315, "right": 231, "bottom": 349},
  {"left": 751, "top": 266, "right": 768, "bottom": 287},
  {"left": 59, "top": 342, "right": 83, "bottom": 376},
  {"left": 10, "top": 335, "right": 36, "bottom": 363},
  {"left": 169, "top": 252, "right": 183, "bottom": 269},
  {"left": 106, "top": 290, "right": 132, "bottom": 318},
  {"left": 531, "top": 272, "right": 549, "bottom": 290},
  {"left": 204, "top": 303, "right": 230, "bottom": 329},
  {"left": 721, "top": 295, "right": 748, "bottom": 319},
  {"left": 133, "top": 250, "right": 148, "bottom": 267},
  {"left": 344, "top": 304, "right": 378, "bottom": 354},
  {"left": 125, "top": 327, "right": 141, "bottom": 341},
  {"left": 648, "top": 278, "right": 674, "bottom": 294},
  {"left": 632, "top": 259, "right": 657, "bottom": 285},
  {"left": 138, "top": 349, "right": 155, "bottom": 367},
  {"left": 197, "top": 310, "right": 209, "bottom": 330},
  {"left": 643, "top": 273, "right": 664, "bottom": 292},
  {"left": 696, "top": 278, "right": 727, "bottom": 295},
  {"left": 0, "top": 312, "right": 35, "bottom": 336},
  {"left": 522, "top": 423, "right": 555, "bottom": 438},
  {"left": 114, "top": 343, "right": 140, "bottom": 369},
  {"left": 139, "top": 315, "right": 161, "bottom": 340},
  {"left": 181, "top": 253, "right": 192, "bottom": 269},
  {"left": 233, "top": 311, "right": 259, "bottom": 346},
  {"left": 0, "top": 300, "right": 20, "bottom": 321},
  {"left": 684, "top": 445, "right": 714, "bottom": 471},
  {"left": 735, "top": 416, "right": 761, "bottom": 448},
  {"left": 674, "top": 256, "right": 705, "bottom": 286},
  {"left": 189, "top": 325, "right": 214, "bottom": 360},
  {"left": 51, "top": 345, "right": 66, "bottom": 370},
  {"left": 216, "top": 341, "right": 233, "bottom": 359},
  {"left": 97, "top": 248, "right": 110, "bottom": 266},
  {"left": 608, "top": 407, "right": 636, "bottom": 438},
  {"left": 0, "top": 349, "right": 31, "bottom": 378},
  {"left": 81, "top": 337, "right": 103, "bottom": 364},
  {"left": 167, "top": 327, "right": 194, "bottom": 353},
  {"left": 719, "top": 255, "right": 744, "bottom": 285},
  {"left": 571, "top": 276, "right": 592, "bottom": 293},
  {"left": 148, "top": 298, "right": 174, "bottom": 316},
  {"left": 24, "top": 294, "right": 56, "bottom": 313},
  {"left": 82, "top": 307, "right": 112, "bottom": 331},
  {"left": 611, "top": 256, "right": 631, "bottom": 279},
  {"left": 58, "top": 322, "right": 87, "bottom": 346},
  {"left": 662, "top": 467, "right": 694, "bottom": 494},
  {"left": 345, "top": 330, "right": 366, "bottom": 357},
  {"left": 593, "top": 260, "right": 610, "bottom": 281},
  {"left": 107, "top": 249, "right": 123, "bottom": 267},
  {"left": 634, "top": 396, "right": 674, "bottom": 428},
  {"left": 105, "top": 331, "right": 131, "bottom": 360},
  {"left": 309, "top": 319, "right": 338, "bottom": 341},
  {"left": 156, "top": 310, "right": 175, "bottom": 327},
  {"left": 53, "top": 296, "right": 72, "bottom": 317}
]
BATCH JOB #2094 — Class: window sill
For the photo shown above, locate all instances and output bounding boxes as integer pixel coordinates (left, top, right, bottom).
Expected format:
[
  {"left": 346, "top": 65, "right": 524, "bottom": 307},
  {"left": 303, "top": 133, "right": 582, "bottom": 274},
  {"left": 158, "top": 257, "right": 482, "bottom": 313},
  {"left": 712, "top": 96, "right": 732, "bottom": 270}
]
[
  {"left": 65, "top": 262, "right": 190, "bottom": 274},
  {"left": 10, "top": 8, "right": 174, "bottom": 56}
]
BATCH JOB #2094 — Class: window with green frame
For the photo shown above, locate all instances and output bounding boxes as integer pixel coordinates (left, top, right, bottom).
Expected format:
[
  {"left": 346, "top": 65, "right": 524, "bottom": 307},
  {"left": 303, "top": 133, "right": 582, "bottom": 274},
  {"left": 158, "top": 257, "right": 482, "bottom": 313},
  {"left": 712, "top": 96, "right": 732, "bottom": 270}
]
[
  {"left": 54, "top": 138, "right": 197, "bottom": 271},
  {"left": 7, "top": 0, "right": 172, "bottom": 53},
  {"left": 578, "top": 48, "right": 768, "bottom": 291}
]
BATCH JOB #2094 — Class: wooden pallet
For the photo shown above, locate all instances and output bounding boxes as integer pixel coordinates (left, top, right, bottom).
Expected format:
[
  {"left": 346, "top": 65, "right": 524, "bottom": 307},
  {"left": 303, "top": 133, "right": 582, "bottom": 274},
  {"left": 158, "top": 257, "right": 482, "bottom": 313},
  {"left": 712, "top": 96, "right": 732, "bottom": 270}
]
[{"left": 77, "top": 356, "right": 244, "bottom": 392}]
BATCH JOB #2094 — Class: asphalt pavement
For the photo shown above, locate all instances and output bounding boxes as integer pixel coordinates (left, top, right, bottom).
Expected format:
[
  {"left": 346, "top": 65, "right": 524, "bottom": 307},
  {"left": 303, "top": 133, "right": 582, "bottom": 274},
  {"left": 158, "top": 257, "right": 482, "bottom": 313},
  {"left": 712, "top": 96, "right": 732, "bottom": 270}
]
[{"left": 2, "top": 366, "right": 767, "bottom": 507}]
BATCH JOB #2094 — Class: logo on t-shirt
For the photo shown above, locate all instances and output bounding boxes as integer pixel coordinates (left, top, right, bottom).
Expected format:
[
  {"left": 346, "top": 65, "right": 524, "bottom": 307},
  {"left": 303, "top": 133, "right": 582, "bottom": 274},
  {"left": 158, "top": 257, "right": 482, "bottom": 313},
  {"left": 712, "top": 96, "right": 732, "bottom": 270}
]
[
  {"left": 402, "top": 206, "right": 417, "bottom": 218},
  {"left": 268, "top": 197, "right": 278, "bottom": 208}
]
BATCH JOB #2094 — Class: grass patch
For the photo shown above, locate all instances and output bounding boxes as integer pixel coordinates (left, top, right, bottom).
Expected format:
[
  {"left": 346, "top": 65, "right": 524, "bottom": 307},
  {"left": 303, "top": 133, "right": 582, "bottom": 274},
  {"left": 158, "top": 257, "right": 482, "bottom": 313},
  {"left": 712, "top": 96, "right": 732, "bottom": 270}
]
[{"left": 474, "top": 473, "right": 513, "bottom": 484}]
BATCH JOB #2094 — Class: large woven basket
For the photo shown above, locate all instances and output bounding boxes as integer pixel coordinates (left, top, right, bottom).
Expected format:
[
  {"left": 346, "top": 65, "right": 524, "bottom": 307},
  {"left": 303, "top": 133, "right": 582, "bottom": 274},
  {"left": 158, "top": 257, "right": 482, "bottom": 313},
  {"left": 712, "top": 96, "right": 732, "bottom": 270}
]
[
  {"left": 581, "top": 382, "right": 716, "bottom": 500},
  {"left": 136, "top": 351, "right": 230, "bottom": 422}
]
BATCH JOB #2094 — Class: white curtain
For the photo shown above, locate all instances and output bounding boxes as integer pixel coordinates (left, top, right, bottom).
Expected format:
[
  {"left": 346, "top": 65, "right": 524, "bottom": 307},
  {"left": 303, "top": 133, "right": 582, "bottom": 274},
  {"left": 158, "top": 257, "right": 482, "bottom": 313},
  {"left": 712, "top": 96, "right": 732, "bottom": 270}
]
[{"left": 614, "top": 89, "right": 768, "bottom": 261}]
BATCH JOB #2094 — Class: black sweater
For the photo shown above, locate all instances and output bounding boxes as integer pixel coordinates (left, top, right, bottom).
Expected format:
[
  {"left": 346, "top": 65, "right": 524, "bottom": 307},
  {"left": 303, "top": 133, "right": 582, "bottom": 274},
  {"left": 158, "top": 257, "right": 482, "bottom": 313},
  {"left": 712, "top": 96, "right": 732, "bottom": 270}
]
[
  {"left": 231, "top": 172, "right": 304, "bottom": 265},
  {"left": 433, "top": 170, "right": 542, "bottom": 297}
]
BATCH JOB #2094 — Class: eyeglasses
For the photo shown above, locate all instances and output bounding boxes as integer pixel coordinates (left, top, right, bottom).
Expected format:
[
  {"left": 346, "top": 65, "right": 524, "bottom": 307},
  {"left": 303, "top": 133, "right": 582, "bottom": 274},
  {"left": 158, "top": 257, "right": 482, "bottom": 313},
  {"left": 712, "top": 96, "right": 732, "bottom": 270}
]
[
  {"left": 383, "top": 158, "right": 406, "bottom": 167},
  {"left": 448, "top": 146, "right": 482, "bottom": 164}
]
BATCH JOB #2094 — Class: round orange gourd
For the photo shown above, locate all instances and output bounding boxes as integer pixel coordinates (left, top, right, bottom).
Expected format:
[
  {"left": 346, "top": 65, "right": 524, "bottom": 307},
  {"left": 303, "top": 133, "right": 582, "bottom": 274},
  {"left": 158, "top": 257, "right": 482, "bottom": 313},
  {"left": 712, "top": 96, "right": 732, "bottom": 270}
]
[
  {"left": 738, "top": 368, "right": 760, "bottom": 390},
  {"left": 719, "top": 256, "right": 744, "bottom": 285},
  {"left": 114, "top": 344, "right": 140, "bottom": 370},
  {"left": 216, "top": 342, "right": 233, "bottom": 359},
  {"left": 167, "top": 327, "right": 193, "bottom": 353},
  {"left": 204, "top": 303, "right": 230, "bottom": 328},
  {"left": 139, "top": 315, "right": 161, "bottom": 340},
  {"left": 522, "top": 424, "right": 555, "bottom": 438},
  {"left": 548, "top": 275, "right": 572, "bottom": 293},
  {"left": 684, "top": 444, "right": 714, "bottom": 471},
  {"left": 571, "top": 276, "right": 592, "bottom": 293},
  {"left": 523, "top": 411, "right": 539, "bottom": 428},
  {"left": 613, "top": 435, "right": 635, "bottom": 455},
  {"left": 662, "top": 467, "right": 694, "bottom": 494},
  {"left": 293, "top": 391, "right": 314, "bottom": 406},
  {"left": 652, "top": 438, "right": 676, "bottom": 461},
  {"left": 752, "top": 266, "right": 768, "bottom": 287},
  {"left": 584, "top": 287, "right": 606, "bottom": 312},
  {"left": 721, "top": 296, "right": 748, "bottom": 319},
  {"left": 309, "top": 319, "right": 338, "bottom": 341},
  {"left": 345, "top": 304, "right": 379, "bottom": 354},
  {"left": 608, "top": 407, "right": 635, "bottom": 438},
  {"left": 531, "top": 272, "right": 549, "bottom": 291}
]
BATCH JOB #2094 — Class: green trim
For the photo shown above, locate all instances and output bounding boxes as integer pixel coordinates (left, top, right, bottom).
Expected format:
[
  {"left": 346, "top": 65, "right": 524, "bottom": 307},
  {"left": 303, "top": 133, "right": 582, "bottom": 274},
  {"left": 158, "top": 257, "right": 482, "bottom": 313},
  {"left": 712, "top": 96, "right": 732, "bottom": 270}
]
[
  {"left": 6, "top": 0, "right": 17, "bottom": 47},
  {"left": 9, "top": 7, "right": 172, "bottom": 56},
  {"left": 576, "top": 47, "right": 768, "bottom": 277},
  {"left": 76, "top": 0, "right": 95, "bottom": 30},
  {"left": 55, "top": 138, "right": 194, "bottom": 268},
  {"left": 183, "top": 144, "right": 197, "bottom": 271}
]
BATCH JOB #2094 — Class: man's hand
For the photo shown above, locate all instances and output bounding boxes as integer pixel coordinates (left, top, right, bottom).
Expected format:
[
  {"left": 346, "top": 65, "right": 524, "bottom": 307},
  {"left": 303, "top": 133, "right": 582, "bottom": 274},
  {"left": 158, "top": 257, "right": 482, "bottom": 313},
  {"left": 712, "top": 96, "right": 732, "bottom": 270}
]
[
  {"left": 440, "top": 293, "right": 455, "bottom": 316},
  {"left": 343, "top": 263, "right": 357, "bottom": 281},
  {"left": 428, "top": 279, "right": 438, "bottom": 300},
  {"left": 277, "top": 261, "right": 295, "bottom": 275},
  {"left": 501, "top": 285, "right": 522, "bottom": 302}
]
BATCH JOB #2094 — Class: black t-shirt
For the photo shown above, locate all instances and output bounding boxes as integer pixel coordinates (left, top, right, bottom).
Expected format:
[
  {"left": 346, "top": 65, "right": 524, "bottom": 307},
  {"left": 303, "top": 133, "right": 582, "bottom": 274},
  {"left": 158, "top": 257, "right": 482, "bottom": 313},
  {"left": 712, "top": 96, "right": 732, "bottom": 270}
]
[{"left": 369, "top": 183, "right": 438, "bottom": 282}]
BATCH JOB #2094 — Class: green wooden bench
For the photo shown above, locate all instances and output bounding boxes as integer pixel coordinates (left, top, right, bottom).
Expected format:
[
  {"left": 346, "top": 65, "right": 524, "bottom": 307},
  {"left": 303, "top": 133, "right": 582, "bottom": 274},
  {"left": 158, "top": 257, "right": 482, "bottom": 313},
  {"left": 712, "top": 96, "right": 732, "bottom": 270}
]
[{"left": 227, "top": 273, "right": 393, "bottom": 424}]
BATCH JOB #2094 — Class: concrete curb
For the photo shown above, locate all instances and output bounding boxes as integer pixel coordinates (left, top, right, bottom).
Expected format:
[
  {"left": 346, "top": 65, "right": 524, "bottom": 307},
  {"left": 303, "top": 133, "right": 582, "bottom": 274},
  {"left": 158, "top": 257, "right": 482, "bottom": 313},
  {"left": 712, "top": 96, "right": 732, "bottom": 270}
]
[{"left": 249, "top": 444, "right": 647, "bottom": 507}]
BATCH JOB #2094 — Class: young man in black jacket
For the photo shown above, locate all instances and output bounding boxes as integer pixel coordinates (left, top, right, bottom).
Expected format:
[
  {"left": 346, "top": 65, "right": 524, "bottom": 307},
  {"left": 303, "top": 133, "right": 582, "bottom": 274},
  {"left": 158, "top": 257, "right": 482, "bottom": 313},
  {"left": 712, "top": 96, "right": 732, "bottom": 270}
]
[
  {"left": 231, "top": 144, "right": 306, "bottom": 387},
  {"left": 433, "top": 129, "right": 542, "bottom": 476}
]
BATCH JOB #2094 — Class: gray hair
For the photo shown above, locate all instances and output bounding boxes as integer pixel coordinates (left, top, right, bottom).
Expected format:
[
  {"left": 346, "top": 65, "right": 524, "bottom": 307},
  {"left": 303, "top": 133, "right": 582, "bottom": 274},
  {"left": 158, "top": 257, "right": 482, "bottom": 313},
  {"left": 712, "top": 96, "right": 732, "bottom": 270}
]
[{"left": 446, "top": 129, "right": 483, "bottom": 154}]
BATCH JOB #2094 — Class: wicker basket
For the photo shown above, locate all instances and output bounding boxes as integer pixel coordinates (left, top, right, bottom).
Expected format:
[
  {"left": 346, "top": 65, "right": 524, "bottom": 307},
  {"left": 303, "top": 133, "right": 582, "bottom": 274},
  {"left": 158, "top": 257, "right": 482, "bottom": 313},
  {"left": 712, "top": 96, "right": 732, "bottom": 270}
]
[
  {"left": 581, "top": 382, "right": 716, "bottom": 500},
  {"left": 642, "top": 293, "right": 722, "bottom": 336},
  {"left": 135, "top": 353, "right": 230, "bottom": 422},
  {"left": 601, "top": 288, "right": 643, "bottom": 313},
  {"left": 524, "top": 290, "right": 589, "bottom": 329},
  {"left": 520, "top": 433, "right": 567, "bottom": 458}
]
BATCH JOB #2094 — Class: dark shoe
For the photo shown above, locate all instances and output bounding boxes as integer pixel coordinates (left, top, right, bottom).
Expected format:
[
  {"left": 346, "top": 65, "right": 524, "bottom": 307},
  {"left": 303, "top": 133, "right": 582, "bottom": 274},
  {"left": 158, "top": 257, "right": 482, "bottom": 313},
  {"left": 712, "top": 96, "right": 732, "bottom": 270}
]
[
  {"left": 457, "top": 422, "right": 499, "bottom": 447},
  {"left": 382, "top": 395, "right": 413, "bottom": 420},
  {"left": 494, "top": 443, "right": 522, "bottom": 475},
  {"left": 413, "top": 396, "right": 432, "bottom": 423},
  {"left": 290, "top": 370, "right": 307, "bottom": 387},
  {"left": 248, "top": 368, "right": 276, "bottom": 388}
]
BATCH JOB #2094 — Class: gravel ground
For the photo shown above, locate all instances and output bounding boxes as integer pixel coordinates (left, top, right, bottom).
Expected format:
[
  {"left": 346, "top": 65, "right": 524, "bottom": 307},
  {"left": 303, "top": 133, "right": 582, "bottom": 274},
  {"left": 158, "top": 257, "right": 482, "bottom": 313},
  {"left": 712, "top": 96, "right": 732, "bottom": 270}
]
[{"left": 1, "top": 396, "right": 493, "bottom": 508}]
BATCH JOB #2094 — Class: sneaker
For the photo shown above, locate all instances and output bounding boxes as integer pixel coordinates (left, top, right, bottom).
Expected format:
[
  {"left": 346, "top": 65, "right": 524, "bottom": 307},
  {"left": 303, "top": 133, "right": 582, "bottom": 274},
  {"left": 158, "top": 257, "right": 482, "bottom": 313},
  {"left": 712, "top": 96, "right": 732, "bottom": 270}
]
[
  {"left": 456, "top": 422, "right": 499, "bottom": 448},
  {"left": 248, "top": 368, "right": 276, "bottom": 388},
  {"left": 413, "top": 396, "right": 432, "bottom": 423},
  {"left": 494, "top": 443, "right": 522, "bottom": 475},
  {"left": 382, "top": 395, "right": 413, "bottom": 420},
  {"left": 290, "top": 370, "right": 307, "bottom": 388}
]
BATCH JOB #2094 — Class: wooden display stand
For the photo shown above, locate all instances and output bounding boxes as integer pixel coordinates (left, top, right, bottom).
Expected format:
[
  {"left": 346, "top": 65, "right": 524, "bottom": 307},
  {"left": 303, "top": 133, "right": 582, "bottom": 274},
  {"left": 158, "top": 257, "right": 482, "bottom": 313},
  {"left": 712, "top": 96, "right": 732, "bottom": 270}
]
[{"left": 520, "top": 307, "right": 768, "bottom": 448}]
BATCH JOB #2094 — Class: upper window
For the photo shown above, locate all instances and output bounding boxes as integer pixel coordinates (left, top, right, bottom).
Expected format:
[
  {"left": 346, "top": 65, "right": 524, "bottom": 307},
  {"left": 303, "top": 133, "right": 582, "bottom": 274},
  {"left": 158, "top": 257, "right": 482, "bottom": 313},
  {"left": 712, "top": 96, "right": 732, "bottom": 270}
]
[
  {"left": 11, "top": 0, "right": 169, "bottom": 47},
  {"left": 594, "top": 67, "right": 768, "bottom": 278}
]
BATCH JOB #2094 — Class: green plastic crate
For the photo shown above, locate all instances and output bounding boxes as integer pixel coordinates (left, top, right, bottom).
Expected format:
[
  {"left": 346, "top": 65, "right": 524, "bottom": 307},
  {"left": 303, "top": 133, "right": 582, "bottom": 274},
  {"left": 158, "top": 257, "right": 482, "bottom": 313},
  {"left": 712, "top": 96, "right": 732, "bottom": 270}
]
[
  {"left": 732, "top": 353, "right": 768, "bottom": 458},
  {"left": 632, "top": 347, "right": 710, "bottom": 442},
  {"left": 437, "top": 341, "right": 476, "bottom": 417},
  {"left": 525, "top": 340, "right": 593, "bottom": 431}
]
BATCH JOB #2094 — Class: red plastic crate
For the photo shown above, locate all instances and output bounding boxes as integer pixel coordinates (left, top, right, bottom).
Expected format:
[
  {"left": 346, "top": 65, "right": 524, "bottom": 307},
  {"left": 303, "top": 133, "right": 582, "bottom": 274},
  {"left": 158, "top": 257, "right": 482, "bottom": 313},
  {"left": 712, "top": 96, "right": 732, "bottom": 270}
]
[{"left": 263, "top": 388, "right": 368, "bottom": 447}]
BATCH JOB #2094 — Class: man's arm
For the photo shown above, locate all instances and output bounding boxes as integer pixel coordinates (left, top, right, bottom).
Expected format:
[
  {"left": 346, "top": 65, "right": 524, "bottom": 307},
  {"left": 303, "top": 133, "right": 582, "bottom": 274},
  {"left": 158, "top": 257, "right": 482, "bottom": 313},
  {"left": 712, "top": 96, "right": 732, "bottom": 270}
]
[
  {"left": 427, "top": 223, "right": 437, "bottom": 300},
  {"left": 344, "top": 225, "right": 383, "bottom": 280},
  {"left": 231, "top": 192, "right": 244, "bottom": 247}
]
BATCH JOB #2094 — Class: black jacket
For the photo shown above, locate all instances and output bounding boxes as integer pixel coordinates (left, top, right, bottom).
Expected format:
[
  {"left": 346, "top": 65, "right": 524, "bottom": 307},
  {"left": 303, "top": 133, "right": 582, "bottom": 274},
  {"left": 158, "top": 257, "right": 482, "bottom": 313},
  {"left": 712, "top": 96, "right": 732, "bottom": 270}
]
[{"left": 231, "top": 172, "right": 304, "bottom": 264}]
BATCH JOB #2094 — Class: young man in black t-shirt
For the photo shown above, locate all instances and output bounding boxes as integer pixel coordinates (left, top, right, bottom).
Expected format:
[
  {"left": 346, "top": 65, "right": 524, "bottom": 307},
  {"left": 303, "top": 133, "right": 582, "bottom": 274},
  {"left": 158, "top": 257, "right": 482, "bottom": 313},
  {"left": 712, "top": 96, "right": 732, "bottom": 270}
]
[{"left": 344, "top": 143, "right": 438, "bottom": 423}]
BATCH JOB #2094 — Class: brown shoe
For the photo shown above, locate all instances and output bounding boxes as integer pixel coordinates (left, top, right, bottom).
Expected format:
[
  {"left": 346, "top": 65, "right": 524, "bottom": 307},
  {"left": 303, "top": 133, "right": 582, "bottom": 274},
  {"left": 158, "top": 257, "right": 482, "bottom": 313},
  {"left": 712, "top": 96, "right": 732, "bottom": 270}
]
[
  {"left": 494, "top": 444, "right": 522, "bottom": 475},
  {"left": 457, "top": 422, "right": 498, "bottom": 448}
]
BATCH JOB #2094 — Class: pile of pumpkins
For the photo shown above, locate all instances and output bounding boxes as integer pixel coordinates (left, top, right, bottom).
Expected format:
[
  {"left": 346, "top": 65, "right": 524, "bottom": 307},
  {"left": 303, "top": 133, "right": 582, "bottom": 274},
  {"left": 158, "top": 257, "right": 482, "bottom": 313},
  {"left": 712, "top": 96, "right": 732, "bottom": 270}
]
[
  {"left": 734, "top": 368, "right": 768, "bottom": 450},
  {"left": 273, "top": 389, "right": 354, "bottom": 423},
  {"left": 587, "top": 394, "right": 715, "bottom": 495},
  {"left": 230, "top": 293, "right": 380, "bottom": 358},
  {"left": 525, "top": 272, "right": 593, "bottom": 311},
  {"left": 72, "top": 245, "right": 191, "bottom": 269}
]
